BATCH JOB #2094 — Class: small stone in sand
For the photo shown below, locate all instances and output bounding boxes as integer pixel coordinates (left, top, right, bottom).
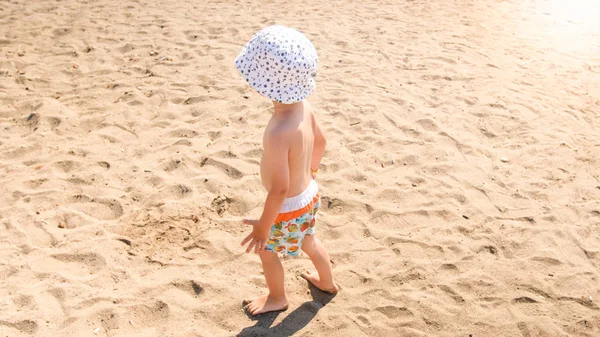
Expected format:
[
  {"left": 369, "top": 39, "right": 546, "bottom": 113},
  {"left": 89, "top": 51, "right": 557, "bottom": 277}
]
[{"left": 500, "top": 157, "right": 509, "bottom": 163}]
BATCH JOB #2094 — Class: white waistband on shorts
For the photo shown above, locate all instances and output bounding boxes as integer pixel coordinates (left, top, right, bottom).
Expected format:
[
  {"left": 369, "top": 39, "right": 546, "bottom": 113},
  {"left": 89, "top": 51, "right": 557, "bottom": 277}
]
[{"left": 280, "top": 179, "right": 319, "bottom": 213}]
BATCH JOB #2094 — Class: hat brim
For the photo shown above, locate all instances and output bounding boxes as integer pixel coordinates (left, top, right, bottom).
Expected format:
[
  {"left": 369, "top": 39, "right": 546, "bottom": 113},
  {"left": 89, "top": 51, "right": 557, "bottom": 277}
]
[{"left": 235, "top": 59, "right": 316, "bottom": 104}]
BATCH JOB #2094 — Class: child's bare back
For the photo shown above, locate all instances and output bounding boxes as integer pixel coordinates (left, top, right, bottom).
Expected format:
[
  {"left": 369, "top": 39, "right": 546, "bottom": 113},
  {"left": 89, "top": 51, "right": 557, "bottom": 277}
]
[{"left": 260, "top": 101, "right": 319, "bottom": 197}]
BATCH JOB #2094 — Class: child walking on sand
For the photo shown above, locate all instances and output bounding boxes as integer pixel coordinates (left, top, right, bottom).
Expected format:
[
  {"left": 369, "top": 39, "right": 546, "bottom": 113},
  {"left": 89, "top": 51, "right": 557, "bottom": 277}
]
[{"left": 235, "top": 25, "right": 338, "bottom": 315}]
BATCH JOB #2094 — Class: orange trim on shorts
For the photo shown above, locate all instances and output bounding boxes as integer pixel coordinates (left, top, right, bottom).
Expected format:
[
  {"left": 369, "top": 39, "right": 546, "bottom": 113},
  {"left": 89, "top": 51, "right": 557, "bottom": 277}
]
[{"left": 275, "top": 194, "right": 320, "bottom": 223}]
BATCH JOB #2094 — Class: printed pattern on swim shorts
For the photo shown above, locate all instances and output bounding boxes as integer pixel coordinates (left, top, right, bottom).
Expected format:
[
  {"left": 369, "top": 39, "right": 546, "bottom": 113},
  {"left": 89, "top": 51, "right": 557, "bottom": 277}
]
[{"left": 265, "top": 198, "right": 320, "bottom": 257}]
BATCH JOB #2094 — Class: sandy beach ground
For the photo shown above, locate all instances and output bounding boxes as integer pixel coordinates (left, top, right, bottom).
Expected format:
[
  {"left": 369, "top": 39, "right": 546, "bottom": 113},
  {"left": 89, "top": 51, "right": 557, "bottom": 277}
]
[{"left": 1, "top": 0, "right": 599, "bottom": 336}]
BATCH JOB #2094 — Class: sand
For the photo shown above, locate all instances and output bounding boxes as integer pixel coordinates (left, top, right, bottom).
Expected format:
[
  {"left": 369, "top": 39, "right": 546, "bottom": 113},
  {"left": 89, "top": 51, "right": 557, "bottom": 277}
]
[{"left": 1, "top": 0, "right": 600, "bottom": 336}]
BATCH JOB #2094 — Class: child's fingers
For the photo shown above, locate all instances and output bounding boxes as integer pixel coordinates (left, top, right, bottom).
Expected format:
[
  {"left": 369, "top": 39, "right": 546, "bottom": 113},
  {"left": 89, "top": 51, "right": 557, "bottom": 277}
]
[
  {"left": 254, "top": 241, "right": 265, "bottom": 254},
  {"left": 254, "top": 241, "right": 263, "bottom": 253},
  {"left": 254, "top": 241, "right": 261, "bottom": 254},
  {"left": 245, "top": 239, "right": 256, "bottom": 253},
  {"left": 240, "top": 233, "right": 252, "bottom": 247}
]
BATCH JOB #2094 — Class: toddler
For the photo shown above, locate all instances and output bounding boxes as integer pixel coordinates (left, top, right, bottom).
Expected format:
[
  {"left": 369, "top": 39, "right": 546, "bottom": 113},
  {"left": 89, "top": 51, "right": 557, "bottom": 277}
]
[{"left": 236, "top": 25, "right": 338, "bottom": 315}]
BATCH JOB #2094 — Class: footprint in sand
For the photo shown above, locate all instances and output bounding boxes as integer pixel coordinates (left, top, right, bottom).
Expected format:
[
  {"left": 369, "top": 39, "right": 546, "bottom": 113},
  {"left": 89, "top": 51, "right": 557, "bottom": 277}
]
[
  {"left": 208, "top": 131, "right": 222, "bottom": 141},
  {"left": 46, "top": 116, "right": 61, "bottom": 130},
  {"left": 439, "top": 263, "right": 459, "bottom": 272},
  {"left": 0, "top": 320, "right": 38, "bottom": 335},
  {"left": 162, "top": 158, "right": 187, "bottom": 172},
  {"left": 180, "top": 96, "right": 210, "bottom": 105},
  {"left": 5, "top": 218, "right": 58, "bottom": 248},
  {"left": 51, "top": 252, "right": 106, "bottom": 269},
  {"left": 52, "top": 160, "right": 81, "bottom": 173},
  {"left": 25, "top": 178, "right": 47, "bottom": 189},
  {"left": 96, "top": 308, "right": 120, "bottom": 330},
  {"left": 375, "top": 305, "right": 414, "bottom": 320},
  {"left": 346, "top": 141, "right": 367, "bottom": 153},
  {"left": 205, "top": 26, "right": 224, "bottom": 35},
  {"left": 117, "top": 43, "right": 135, "bottom": 54},
  {"left": 126, "top": 300, "right": 170, "bottom": 326},
  {"left": 12, "top": 295, "right": 36, "bottom": 310},
  {"left": 478, "top": 245, "right": 498, "bottom": 255},
  {"left": 52, "top": 27, "right": 71, "bottom": 36},
  {"left": 160, "top": 184, "right": 193, "bottom": 199},
  {"left": 415, "top": 118, "right": 440, "bottom": 132},
  {"left": 172, "top": 139, "right": 192, "bottom": 146},
  {"left": 68, "top": 195, "right": 124, "bottom": 220},
  {"left": 24, "top": 112, "right": 40, "bottom": 130},
  {"left": 185, "top": 31, "right": 201, "bottom": 42},
  {"left": 242, "top": 147, "right": 262, "bottom": 158},
  {"left": 513, "top": 296, "right": 538, "bottom": 304},
  {"left": 54, "top": 210, "right": 94, "bottom": 229},
  {"left": 49, "top": 252, "right": 107, "bottom": 277},
  {"left": 171, "top": 280, "right": 204, "bottom": 296},
  {"left": 438, "top": 284, "right": 466, "bottom": 303},
  {"left": 211, "top": 195, "right": 233, "bottom": 216},
  {"left": 200, "top": 157, "right": 243, "bottom": 179},
  {"left": 531, "top": 256, "right": 563, "bottom": 266},
  {"left": 328, "top": 197, "right": 373, "bottom": 217},
  {"left": 168, "top": 128, "right": 199, "bottom": 138}
]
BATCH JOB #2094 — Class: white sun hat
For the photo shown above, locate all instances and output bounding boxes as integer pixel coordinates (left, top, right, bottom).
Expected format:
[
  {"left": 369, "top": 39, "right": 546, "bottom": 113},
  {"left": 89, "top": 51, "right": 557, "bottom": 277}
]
[{"left": 235, "top": 25, "right": 318, "bottom": 104}]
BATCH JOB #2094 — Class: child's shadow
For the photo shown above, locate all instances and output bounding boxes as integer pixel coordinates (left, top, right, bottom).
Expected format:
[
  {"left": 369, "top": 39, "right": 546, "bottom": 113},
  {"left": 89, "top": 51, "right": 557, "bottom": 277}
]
[{"left": 237, "top": 282, "right": 337, "bottom": 337}]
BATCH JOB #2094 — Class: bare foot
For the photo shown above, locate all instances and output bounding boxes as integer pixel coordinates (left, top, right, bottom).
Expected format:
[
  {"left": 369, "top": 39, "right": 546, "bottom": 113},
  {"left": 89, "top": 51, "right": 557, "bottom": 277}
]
[
  {"left": 243, "top": 295, "right": 288, "bottom": 316},
  {"left": 301, "top": 271, "right": 339, "bottom": 294}
]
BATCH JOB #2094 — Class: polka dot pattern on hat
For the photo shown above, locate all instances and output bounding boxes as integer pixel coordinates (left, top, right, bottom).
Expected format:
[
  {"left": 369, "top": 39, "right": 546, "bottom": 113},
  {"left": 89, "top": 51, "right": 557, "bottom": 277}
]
[{"left": 235, "top": 25, "right": 318, "bottom": 104}]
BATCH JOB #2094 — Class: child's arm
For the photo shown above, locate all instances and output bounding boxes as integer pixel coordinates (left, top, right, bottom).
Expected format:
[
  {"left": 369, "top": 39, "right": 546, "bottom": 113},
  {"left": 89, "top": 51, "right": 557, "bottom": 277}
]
[
  {"left": 241, "top": 131, "right": 290, "bottom": 254},
  {"left": 310, "top": 113, "right": 326, "bottom": 178}
]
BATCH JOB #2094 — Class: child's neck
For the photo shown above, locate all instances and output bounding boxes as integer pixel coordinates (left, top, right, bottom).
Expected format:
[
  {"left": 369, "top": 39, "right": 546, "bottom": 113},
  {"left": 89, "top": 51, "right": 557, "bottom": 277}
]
[{"left": 272, "top": 101, "right": 303, "bottom": 117}]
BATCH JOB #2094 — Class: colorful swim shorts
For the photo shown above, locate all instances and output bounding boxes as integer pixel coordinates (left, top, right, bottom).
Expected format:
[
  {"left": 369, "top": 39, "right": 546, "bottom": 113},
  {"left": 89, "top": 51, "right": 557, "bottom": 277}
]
[{"left": 266, "top": 179, "right": 320, "bottom": 257}]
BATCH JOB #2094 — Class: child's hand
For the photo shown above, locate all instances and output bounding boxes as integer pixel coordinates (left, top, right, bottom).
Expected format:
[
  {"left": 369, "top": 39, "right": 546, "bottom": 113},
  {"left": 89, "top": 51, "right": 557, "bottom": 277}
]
[{"left": 240, "top": 219, "right": 271, "bottom": 254}]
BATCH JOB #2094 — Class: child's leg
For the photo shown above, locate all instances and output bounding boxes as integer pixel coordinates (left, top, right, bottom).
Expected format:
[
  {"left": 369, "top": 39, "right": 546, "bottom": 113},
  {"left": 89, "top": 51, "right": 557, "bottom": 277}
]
[
  {"left": 300, "top": 234, "right": 338, "bottom": 294},
  {"left": 244, "top": 250, "right": 288, "bottom": 315}
]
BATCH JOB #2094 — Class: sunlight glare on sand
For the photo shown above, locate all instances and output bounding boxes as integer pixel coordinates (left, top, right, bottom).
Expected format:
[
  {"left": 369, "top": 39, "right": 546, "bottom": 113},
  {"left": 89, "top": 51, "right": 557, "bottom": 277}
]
[
  {"left": 544, "top": 0, "right": 600, "bottom": 24},
  {"left": 516, "top": 0, "right": 600, "bottom": 55}
]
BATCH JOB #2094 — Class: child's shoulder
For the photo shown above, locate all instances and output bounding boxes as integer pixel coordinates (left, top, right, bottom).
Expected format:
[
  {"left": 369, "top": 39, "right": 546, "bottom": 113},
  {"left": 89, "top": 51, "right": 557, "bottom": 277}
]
[{"left": 265, "top": 105, "right": 311, "bottom": 140}]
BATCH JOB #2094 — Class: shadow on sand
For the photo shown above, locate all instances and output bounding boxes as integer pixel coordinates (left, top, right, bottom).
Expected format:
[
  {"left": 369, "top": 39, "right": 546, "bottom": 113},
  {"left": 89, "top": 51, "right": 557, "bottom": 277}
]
[{"left": 237, "top": 281, "right": 337, "bottom": 337}]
